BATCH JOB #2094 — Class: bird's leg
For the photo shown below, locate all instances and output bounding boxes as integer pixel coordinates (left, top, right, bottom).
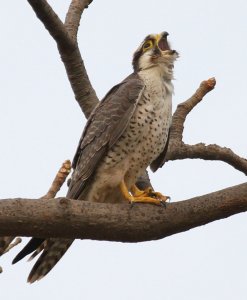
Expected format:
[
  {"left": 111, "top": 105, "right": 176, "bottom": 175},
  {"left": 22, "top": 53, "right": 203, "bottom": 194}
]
[
  {"left": 130, "top": 185, "right": 158, "bottom": 198},
  {"left": 131, "top": 184, "right": 170, "bottom": 203},
  {"left": 130, "top": 184, "right": 146, "bottom": 197},
  {"left": 120, "top": 180, "right": 169, "bottom": 205}
]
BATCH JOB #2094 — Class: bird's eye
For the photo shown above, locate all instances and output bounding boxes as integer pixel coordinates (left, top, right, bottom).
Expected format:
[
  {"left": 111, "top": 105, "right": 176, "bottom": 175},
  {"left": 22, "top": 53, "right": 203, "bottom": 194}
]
[{"left": 143, "top": 41, "right": 153, "bottom": 51}]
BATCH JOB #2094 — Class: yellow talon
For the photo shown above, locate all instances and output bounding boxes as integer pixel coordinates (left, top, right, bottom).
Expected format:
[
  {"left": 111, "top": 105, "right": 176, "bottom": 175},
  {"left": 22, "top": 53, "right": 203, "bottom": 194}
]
[
  {"left": 121, "top": 181, "right": 170, "bottom": 206},
  {"left": 130, "top": 184, "right": 145, "bottom": 197}
]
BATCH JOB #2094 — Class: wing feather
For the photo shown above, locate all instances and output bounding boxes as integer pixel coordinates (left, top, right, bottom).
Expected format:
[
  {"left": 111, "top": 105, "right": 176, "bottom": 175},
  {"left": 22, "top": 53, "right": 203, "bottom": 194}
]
[{"left": 150, "top": 128, "right": 170, "bottom": 172}]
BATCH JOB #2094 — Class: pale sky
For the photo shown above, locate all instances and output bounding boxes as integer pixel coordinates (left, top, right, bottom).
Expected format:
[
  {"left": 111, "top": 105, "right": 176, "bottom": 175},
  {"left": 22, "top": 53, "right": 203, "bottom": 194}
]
[{"left": 1, "top": 1, "right": 247, "bottom": 299}]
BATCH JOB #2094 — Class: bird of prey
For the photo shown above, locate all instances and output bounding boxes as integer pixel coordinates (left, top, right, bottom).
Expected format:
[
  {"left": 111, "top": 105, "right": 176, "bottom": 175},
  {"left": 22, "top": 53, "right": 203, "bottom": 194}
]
[{"left": 12, "top": 31, "right": 178, "bottom": 283}]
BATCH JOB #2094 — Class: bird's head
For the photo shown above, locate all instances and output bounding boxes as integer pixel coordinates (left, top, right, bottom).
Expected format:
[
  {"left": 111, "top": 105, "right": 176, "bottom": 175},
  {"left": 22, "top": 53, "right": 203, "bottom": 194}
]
[{"left": 132, "top": 31, "right": 178, "bottom": 77}]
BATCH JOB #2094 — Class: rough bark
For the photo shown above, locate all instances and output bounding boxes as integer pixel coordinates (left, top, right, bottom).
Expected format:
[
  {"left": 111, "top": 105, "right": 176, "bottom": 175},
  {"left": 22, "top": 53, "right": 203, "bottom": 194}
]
[
  {"left": 65, "top": 0, "right": 93, "bottom": 40},
  {"left": 0, "top": 183, "right": 247, "bottom": 241}
]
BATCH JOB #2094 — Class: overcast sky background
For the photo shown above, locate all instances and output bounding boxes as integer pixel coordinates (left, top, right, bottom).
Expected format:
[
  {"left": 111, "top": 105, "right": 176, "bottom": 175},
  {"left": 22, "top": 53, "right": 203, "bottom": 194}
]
[{"left": 1, "top": 1, "right": 247, "bottom": 299}]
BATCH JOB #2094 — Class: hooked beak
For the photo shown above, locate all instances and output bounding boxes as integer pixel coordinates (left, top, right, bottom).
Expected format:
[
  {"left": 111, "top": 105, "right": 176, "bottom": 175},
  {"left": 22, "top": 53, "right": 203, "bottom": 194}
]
[
  {"left": 154, "top": 32, "right": 178, "bottom": 56},
  {"left": 156, "top": 31, "right": 170, "bottom": 51}
]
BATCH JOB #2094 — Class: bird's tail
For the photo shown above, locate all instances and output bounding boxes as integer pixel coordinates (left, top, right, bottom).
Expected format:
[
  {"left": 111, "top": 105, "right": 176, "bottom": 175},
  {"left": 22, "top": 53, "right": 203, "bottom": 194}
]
[
  {"left": 27, "top": 238, "right": 73, "bottom": 283},
  {"left": 13, "top": 238, "right": 73, "bottom": 283}
]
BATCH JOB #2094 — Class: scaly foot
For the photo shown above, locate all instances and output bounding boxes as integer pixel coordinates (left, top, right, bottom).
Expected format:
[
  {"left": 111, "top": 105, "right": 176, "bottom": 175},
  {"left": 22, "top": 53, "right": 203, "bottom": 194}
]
[{"left": 122, "top": 182, "right": 170, "bottom": 206}]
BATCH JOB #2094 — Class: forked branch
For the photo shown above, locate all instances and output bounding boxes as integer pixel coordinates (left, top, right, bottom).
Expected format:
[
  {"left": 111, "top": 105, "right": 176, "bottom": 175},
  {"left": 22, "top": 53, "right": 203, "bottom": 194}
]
[
  {"left": 165, "top": 78, "right": 247, "bottom": 175},
  {"left": 27, "top": 0, "right": 98, "bottom": 117}
]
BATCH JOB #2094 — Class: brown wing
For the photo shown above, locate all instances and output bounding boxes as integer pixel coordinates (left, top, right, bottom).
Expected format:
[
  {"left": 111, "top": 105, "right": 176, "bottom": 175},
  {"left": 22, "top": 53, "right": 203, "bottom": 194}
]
[
  {"left": 150, "top": 128, "right": 170, "bottom": 172},
  {"left": 67, "top": 74, "right": 145, "bottom": 199}
]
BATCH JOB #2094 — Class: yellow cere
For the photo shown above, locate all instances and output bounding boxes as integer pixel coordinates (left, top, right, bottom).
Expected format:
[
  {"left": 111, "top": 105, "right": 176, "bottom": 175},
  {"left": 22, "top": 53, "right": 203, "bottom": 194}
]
[
  {"left": 142, "top": 34, "right": 162, "bottom": 52},
  {"left": 155, "top": 33, "right": 162, "bottom": 42}
]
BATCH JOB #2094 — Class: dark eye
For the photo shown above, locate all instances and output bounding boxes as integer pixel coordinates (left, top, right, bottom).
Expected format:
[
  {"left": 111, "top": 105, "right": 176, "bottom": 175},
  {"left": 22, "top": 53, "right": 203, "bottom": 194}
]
[{"left": 143, "top": 41, "right": 153, "bottom": 50}]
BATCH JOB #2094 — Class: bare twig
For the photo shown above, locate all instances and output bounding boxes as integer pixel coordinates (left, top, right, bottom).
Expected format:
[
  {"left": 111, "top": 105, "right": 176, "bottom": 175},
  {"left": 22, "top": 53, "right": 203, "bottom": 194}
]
[
  {"left": 65, "top": 0, "right": 93, "bottom": 40},
  {"left": 169, "top": 77, "right": 216, "bottom": 144},
  {"left": 41, "top": 160, "right": 71, "bottom": 199}
]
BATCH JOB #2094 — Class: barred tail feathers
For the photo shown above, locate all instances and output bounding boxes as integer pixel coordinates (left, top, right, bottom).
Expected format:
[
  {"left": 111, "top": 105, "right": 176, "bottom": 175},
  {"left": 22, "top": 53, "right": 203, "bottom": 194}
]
[{"left": 27, "top": 238, "right": 73, "bottom": 283}]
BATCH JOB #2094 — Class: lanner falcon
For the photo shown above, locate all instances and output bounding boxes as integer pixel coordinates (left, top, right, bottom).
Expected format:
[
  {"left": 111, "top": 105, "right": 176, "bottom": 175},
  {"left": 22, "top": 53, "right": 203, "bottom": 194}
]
[{"left": 12, "top": 31, "right": 178, "bottom": 283}]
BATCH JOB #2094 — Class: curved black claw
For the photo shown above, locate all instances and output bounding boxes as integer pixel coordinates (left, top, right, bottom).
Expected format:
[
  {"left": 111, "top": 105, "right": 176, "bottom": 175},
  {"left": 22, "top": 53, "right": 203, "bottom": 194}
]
[{"left": 160, "top": 196, "right": 171, "bottom": 208}]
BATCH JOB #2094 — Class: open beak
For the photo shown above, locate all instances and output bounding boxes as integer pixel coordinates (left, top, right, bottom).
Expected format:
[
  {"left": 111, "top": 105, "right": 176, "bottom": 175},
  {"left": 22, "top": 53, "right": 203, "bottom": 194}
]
[
  {"left": 156, "top": 32, "right": 170, "bottom": 51},
  {"left": 156, "top": 32, "right": 178, "bottom": 57}
]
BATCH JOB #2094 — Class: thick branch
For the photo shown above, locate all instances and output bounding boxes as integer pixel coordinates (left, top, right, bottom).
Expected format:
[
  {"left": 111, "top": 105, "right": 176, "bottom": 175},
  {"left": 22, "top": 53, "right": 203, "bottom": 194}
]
[
  {"left": 0, "top": 183, "right": 247, "bottom": 242},
  {"left": 59, "top": 47, "right": 98, "bottom": 118}
]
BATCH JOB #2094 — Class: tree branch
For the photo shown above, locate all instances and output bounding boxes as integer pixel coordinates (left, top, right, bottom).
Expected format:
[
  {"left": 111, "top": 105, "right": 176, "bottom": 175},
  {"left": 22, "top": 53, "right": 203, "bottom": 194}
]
[
  {"left": 27, "top": 0, "right": 98, "bottom": 117},
  {"left": 169, "top": 78, "right": 216, "bottom": 143},
  {"left": 164, "top": 78, "right": 247, "bottom": 175},
  {"left": 27, "top": 0, "right": 75, "bottom": 51},
  {"left": 41, "top": 160, "right": 71, "bottom": 199},
  {"left": 65, "top": 0, "right": 93, "bottom": 41},
  {"left": 0, "top": 183, "right": 247, "bottom": 242},
  {"left": 167, "top": 143, "right": 247, "bottom": 175},
  {"left": 59, "top": 47, "right": 98, "bottom": 118}
]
